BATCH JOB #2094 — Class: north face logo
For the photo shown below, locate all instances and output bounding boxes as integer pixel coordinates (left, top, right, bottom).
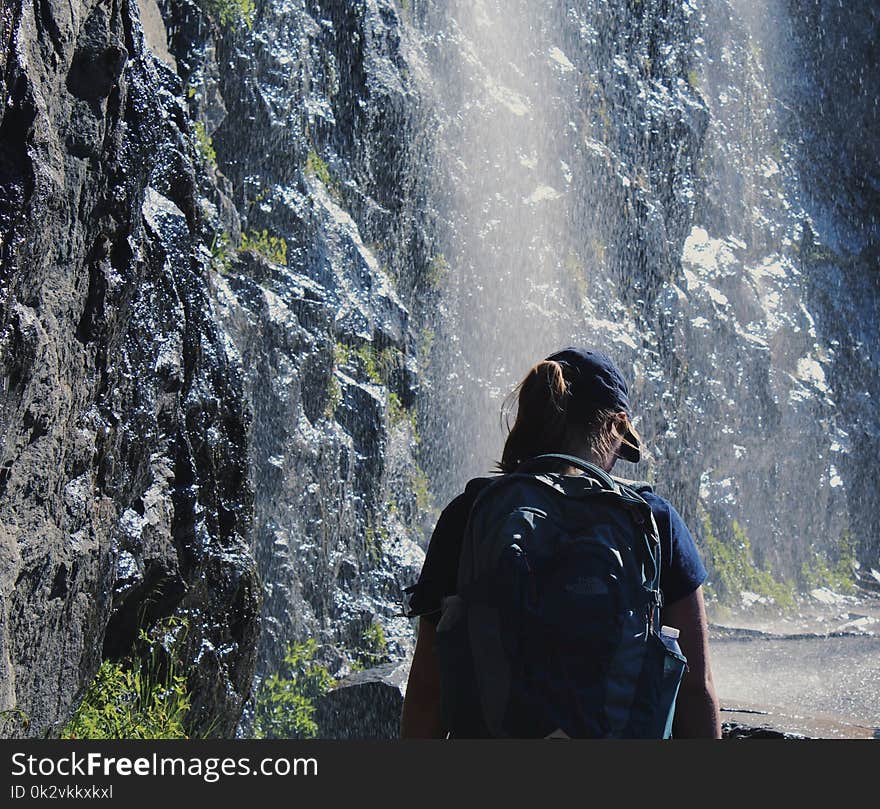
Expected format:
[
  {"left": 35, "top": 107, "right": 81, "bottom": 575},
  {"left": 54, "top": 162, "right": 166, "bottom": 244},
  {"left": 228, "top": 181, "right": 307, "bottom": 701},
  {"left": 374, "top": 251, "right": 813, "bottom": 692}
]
[{"left": 566, "top": 576, "right": 609, "bottom": 596}]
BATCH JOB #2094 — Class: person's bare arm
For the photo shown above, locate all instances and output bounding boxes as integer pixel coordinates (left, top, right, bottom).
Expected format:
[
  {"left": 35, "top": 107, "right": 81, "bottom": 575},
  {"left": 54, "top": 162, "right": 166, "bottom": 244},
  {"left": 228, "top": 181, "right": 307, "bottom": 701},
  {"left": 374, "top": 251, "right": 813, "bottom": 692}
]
[
  {"left": 663, "top": 586, "right": 722, "bottom": 738},
  {"left": 400, "top": 617, "right": 445, "bottom": 738}
]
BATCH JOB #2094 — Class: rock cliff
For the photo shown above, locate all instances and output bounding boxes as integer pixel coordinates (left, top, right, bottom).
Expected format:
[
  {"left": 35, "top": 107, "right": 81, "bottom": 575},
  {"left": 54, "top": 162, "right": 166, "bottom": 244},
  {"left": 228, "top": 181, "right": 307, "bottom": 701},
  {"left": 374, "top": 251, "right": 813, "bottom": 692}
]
[{"left": 1, "top": 0, "right": 876, "bottom": 738}]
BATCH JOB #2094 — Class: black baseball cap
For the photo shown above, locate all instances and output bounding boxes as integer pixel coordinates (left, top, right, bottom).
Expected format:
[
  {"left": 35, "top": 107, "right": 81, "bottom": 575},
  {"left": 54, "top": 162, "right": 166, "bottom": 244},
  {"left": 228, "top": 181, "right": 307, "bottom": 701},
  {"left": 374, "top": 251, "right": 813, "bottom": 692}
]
[{"left": 545, "top": 346, "right": 641, "bottom": 463}]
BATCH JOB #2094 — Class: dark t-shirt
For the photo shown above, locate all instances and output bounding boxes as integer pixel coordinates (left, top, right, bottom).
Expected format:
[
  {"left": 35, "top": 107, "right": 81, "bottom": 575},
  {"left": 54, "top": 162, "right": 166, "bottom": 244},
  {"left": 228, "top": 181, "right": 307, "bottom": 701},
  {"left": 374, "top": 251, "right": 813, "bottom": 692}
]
[{"left": 405, "top": 476, "right": 708, "bottom": 625}]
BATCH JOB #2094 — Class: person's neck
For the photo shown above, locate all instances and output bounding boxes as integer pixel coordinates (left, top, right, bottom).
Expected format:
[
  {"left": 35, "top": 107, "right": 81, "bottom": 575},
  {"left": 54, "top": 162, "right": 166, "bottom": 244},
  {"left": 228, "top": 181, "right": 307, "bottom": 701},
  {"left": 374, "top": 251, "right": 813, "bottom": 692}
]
[{"left": 558, "top": 449, "right": 612, "bottom": 475}]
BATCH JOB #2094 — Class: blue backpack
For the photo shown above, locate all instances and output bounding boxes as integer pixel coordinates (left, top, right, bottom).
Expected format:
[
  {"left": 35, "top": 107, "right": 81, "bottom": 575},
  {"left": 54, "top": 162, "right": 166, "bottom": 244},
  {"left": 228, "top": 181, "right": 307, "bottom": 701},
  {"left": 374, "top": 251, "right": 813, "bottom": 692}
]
[{"left": 435, "top": 454, "right": 686, "bottom": 738}]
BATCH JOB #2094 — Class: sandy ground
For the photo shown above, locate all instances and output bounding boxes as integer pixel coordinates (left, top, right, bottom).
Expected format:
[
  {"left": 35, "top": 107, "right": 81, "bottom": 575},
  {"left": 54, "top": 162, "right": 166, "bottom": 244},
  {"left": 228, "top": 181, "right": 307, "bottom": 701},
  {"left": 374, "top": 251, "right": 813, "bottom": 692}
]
[{"left": 706, "top": 589, "right": 880, "bottom": 738}]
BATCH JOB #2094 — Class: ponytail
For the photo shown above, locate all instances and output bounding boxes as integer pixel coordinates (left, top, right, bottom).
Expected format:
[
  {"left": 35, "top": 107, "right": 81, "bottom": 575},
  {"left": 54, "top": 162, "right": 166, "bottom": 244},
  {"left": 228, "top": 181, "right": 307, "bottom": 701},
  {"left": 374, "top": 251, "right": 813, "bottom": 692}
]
[{"left": 497, "top": 360, "right": 571, "bottom": 473}]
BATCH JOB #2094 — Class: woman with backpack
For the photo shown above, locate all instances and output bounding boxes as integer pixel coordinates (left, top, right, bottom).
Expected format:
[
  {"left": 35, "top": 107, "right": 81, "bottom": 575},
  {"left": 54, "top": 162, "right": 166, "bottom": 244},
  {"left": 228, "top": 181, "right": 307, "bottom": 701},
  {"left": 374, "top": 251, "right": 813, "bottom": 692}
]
[{"left": 401, "top": 346, "right": 722, "bottom": 738}]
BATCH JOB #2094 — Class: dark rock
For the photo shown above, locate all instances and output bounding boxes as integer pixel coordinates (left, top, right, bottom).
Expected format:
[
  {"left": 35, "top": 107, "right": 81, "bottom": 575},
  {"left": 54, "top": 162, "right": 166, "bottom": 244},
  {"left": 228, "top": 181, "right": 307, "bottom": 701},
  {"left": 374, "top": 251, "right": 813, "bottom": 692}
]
[
  {"left": 0, "top": 0, "right": 259, "bottom": 738},
  {"left": 315, "top": 661, "right": 409, "bottom": 740},
  {"left": 722, "top": 722, "right": 808, "bottom": 740},
  {"left": 67, "top": 45, "right": 128, "bottom": 101}
]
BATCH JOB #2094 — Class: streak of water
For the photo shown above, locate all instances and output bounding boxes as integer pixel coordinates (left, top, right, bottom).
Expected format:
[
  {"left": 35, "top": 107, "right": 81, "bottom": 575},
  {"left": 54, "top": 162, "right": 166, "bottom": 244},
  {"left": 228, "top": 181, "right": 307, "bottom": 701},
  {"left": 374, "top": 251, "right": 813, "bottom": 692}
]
[{"left": 420, "top": 0, "right": 670, "bottom": 496}]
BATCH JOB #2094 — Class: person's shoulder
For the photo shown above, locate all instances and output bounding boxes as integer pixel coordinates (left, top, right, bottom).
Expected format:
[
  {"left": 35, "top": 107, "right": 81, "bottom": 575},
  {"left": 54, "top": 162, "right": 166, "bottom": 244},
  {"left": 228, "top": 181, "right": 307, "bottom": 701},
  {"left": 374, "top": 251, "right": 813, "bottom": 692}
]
[
  {"left": 635, "top": 488, "right": 673, "bottom": 516},
  {"left": 636, "top": 489, "right": 692, "bottom": 536},
  {"left": 463, "top": 475, "right": 496, "bottom": 497},
  {"left": 437, "top": 476, "right": 496, "bottom": 522}
]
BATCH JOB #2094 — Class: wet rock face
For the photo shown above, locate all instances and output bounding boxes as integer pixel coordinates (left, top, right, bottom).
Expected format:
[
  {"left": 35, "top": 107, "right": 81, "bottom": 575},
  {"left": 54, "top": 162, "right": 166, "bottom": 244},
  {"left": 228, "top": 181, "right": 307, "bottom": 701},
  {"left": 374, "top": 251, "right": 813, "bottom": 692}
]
[
  {"left": 404, "top": 0, "right": 713, "bottom": 511},
  {"left": 785, "top": 0, "right": 880, "bottom": 565},
  {"left": 1, "top": 0, "right": 429, "bottom": 739},
  {"left": 0, "top": 0, "right": 259, "bottom": 737},
  {"left": 404, "top": 0, "right": 878, "bottom": 582},
  {"left": 2, "top": 0, "right": 877, "bottom": 741},
  {"left": 659, "top": 0, "right": 880, "bottom": 573},
  {"left": 155, "top": 0, "right": 429, "bottom": 707}
]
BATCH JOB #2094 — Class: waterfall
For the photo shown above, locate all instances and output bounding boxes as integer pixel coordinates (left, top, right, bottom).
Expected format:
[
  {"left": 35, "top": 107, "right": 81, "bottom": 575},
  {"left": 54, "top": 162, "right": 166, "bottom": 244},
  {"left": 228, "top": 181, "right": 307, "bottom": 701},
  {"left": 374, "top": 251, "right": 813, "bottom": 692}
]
[
  {"left": 419, "top": 0, "right": 696, "bottom": 499},
  {"left": 418, "top": 0, "right": 700, "bottom": 503},
  {"left": 416, "top": 0, "right": 878, "bottom": 589}
]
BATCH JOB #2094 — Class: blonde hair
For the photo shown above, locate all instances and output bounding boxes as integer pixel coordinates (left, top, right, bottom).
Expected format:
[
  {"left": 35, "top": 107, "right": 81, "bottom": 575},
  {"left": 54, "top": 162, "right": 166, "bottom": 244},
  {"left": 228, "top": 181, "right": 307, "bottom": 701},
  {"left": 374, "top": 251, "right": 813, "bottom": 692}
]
[{"left": 586, "top": 408, "right": 641, "bottom": 467}]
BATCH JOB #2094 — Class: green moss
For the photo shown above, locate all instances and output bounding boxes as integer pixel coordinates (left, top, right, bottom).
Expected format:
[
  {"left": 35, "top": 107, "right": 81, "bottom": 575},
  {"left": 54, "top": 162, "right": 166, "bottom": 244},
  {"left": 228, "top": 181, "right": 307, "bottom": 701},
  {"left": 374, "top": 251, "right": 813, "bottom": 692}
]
[
  {"left": 412, "top": 464, "right": 432, "bottom": 513},
  {"left": 686, "top": 69, "right": 701, "bottom": 90},
  {"left": 253, "top": 640, "right": 335, "bottom": 739},
  {"left": 699, "top": 506, "right": 796, "bottom": 611},
  {"left": 200, "top": 0, "right": 255, "bottom": 30},
  {"left": 364, "top": 521, "right": 388, "bottom": 566},
  {"left": 417, "top": 328, "right": 435, "bottom": 371},
  {"left": 324, "top": 374, "right": 342, "bottom": 420},
  {"left": 305, "top": 149, "right": 340, "bottom": 197},
  {"left": 333, "top": 341, "right": 352, "bottom": 369},
  {"left": 62, "top": 621, "right": 192, "bottom": 739},
  {"left": 424, "top": 254, "right": 449, "bottom": 288},
  {"left": 210, "top": 231, "right": 234, "bottom": 275},
  {"left": 192, "top": 121, "right": 216, "bottom": 168},
  {"left": 239, "top": 229, "right": 287, "bottom": 265},
  {"left": 800, "top": 534, "right": 857, "bottom": 594}
]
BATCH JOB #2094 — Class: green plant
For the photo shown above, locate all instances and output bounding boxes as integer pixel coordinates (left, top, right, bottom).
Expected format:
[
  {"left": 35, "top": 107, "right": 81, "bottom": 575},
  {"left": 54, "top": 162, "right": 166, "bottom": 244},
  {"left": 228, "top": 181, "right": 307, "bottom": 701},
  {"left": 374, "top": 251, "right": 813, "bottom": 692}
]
[
  {"left": 192, "top": 121, "right": 216, "bottom": 167},
  {"left": 350, "top": 622, "right": 390, "bottom": 672},
  {"left": 62, "top": 624, "right": 192, "bottom": 739},
  {"left": 412, "top": 464, "right": 432, "bottom": 513},
  {"left": 424, "top": 254, "right": 450, "bottom": 288},
  {"left": 0, "top": 708, "right": 30, "bottom": 736},
  {"left": 210, "top": 231, "right": 234, "bottom": 275},
  {"left": 324, "top": 374, "right": 342, "bottom": 419},
  {"left": 200, "top": 0, "right": 255, "bottom": 30},
  {"left": 364, "top": 521, "right": 389, "bottom": 566},
  {"left": 239, "top": 229, "right": 287, "bottom": 265},
  {"left": 699, "top": 506, "right": 796, "bottom": 611},
  {"left": 253, "top": 640, "right": 335, "bottom": 739},
  {"left": 305, "top": 149, "right": 340, "bottom": 197},
  {"left": 333, "top": 341, "right": 352, "bottom": 369},
  {"left": 355, "top": 344, "right": 398, "bottom": 386},
  {"left": 800, "top": 535, "right": 857, "bottom": 594},
  {"left": 388, "top": 391, "right": 417, "bottom": 434}
]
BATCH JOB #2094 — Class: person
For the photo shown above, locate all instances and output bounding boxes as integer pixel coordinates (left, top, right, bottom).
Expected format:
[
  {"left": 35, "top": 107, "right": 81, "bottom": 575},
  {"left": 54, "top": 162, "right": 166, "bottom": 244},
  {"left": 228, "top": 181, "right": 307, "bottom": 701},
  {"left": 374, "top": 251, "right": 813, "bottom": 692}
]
[{"left": 400, "top": 346, "right": 722, "bottom": 738}]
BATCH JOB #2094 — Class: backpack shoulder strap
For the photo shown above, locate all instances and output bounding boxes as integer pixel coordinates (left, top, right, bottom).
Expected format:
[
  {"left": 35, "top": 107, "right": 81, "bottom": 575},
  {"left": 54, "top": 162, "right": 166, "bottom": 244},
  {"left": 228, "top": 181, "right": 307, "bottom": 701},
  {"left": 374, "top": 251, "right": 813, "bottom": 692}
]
[
  {"left": 611, "top": 475, "right": 654, "bottom": 495},
  {"left": 517, "top": 453, "right": 618, "bottom": 491}
]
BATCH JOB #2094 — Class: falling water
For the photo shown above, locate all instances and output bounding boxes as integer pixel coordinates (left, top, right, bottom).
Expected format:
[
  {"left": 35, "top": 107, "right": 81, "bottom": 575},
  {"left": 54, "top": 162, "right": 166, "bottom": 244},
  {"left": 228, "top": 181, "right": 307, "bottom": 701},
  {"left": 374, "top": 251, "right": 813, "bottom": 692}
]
[
  {"left": 416, "top": 0, "right": 878, "bottom": 588},
  {"left": 406, "top": 0, "right": 880, "bottom": 732},
  {"left": 418, "top": 0, "right": 696, "bottom": 500}
]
